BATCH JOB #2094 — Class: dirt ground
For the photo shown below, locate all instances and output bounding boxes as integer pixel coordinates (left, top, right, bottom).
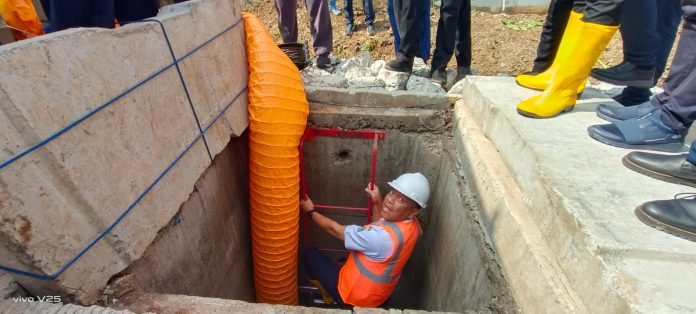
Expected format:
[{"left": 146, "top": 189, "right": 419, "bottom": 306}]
[{"left": 244, "top": 0, "right": 678, "bottom": 85}]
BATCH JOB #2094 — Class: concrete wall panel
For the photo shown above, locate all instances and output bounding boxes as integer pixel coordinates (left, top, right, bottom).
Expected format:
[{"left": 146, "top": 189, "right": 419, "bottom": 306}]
[{"left": 0, "top": 0, "right": 248, "bottom": 303}]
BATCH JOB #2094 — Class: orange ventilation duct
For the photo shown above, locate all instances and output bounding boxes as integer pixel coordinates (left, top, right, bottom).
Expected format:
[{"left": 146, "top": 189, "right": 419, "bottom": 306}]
[{"left": 242, "top": 12, "right": 308, "bottom": 305}]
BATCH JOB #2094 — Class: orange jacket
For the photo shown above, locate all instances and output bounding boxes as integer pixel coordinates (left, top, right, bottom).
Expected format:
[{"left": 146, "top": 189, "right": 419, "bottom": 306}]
[
  {"left": 0, "top": 0, "right": 44, "bottom": 40},
  {"left": 338, "top": 219, "right": 420, "bottom": 307}
]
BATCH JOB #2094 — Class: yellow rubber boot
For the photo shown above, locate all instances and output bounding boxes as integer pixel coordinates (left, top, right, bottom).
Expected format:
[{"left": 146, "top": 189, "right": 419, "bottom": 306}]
[
  {"left": 516, "top": 11, "right": 586, "bottom": 93},
  {"left": 309, "top": 279, "right": 334, "bottom": 304},
  {"left": 517, "top": 21, "right": 618, "bottom": 118}
]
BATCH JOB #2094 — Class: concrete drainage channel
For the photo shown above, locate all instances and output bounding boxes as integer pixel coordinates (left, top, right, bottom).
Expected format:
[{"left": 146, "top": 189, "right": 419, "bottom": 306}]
[
  {"left": 0, "top": 89, "right": 520, "bottom": 313},
  {"left": 93, "top": 89, "right": 516, "bottom": 313}
]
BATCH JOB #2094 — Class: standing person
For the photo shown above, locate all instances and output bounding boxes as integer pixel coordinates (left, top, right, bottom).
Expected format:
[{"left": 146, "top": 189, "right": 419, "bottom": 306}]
[
  {"left": 385, "top": 0, "right": 425, "bottom": 73},
  {"left": 302, "top": 173, "right": 430, "bottom": 307},
  {"left": 515, "top": 0, "right": 627, "bottom": 118},
  {"left": 387, "top": 0, "right": 429, "bottom": 61},
  {"left": 274, "top": 0, "right": 333, "bottom": 68},
  {"left": 429, "top": 0, "right": 473, "bottom": 86},
  {"left": 590, "top": 0, "right": 683, "bottom": 106},
  {"left": 344, "top": 0, "right": 375, "bottom": 36},
  {"left": 47, "top": 0, "right": 159, "bottom": 32},
  {"left": 587, "top": 0, "right": 696, "bottom": 152}
]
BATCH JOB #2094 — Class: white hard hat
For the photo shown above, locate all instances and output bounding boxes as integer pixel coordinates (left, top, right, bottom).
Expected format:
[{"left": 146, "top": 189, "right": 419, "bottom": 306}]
[{"left": 387, "top": 172, "right": 430, "bottom": 209}]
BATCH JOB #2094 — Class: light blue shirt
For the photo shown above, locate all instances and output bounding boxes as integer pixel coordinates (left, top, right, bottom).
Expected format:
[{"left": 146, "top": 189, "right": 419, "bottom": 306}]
[{"left": 343, "top": 221, "right": 394, "bottom": 261}]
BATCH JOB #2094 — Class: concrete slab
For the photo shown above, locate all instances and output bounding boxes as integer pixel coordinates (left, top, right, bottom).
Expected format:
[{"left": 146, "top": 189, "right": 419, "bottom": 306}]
[
  {"left": 0, "top": 0, "right": 248, "bottom": 303},
  {"left": 456, "top": 76, "right": 696, "bottom": 313},
  {"left": 113, "top": 292, "right": 349, "bottom": 313},
  {"left": 0, "top": 297, "right": 135, "bottom": 314}
]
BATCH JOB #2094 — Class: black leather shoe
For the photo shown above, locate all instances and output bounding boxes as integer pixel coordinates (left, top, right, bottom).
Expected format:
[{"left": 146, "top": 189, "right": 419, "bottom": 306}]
[
  {"left": 635, "top": 198, "right": 696, "bottom": 242},
  {"left": 623, "top": 151, "right": 696, "bottom": 187},
  {"left": 590, "top": 61, "right": 656, "bottom": 88},
  {"left": 386, "top": 53, "right": 414, "bottom": 73},
  {"left": 455, "top": 66, "right": 473, "bottom": 83},
  {"left": 430, "top": 67, "right": 446, "bottom": 86}
]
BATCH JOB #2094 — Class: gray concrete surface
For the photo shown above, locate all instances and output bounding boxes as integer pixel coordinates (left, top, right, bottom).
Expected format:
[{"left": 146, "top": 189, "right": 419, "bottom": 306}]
[
  {"left": 0, "top": 297, "right": 135, "bottom": 314},
  {"left": 456, "top": 76, "right": 696, "bottom": 313},
  {"left": 0, "top": 0, "right": 248, "bottom": 303},
  {"left": 113, "top": 292, "right": 348, "bottom": 313},
  {"left": 115, "top": 135, "right": 254, "bottom": 301}
]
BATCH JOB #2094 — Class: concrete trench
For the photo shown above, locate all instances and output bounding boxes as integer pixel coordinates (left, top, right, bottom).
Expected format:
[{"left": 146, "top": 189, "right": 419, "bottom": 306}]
[{"left": 92, "top": 95, "right": 518, "bottom": 313}]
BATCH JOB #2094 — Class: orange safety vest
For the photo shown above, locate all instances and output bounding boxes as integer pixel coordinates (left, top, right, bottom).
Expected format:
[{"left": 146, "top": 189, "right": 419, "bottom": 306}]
[
  {"left": 337, "top": 219, "right": 420, "bottom": 307},
  {"left": 0, "top": 0, "right": 44, "bottom": 40}
]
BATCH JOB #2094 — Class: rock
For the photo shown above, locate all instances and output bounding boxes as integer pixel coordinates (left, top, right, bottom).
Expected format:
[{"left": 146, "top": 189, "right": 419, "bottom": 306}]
[
  {"left": 370, "top": 60, "right": 386, "bottom": 76},
  {"left": 304, "top": 74, "right": 349, "bottom": 88},
  {"left": 348, "top": 77, "right": 386, "bottom": 90},
  {"left": 448, "top": 78, "right": 468, "bottom": 95},
  {"left": 334, "top": 58, "right": 363, "bottom": 74},
  {"left": 413, "top": 57, "right": 427, "bottom": 72},
  {"left": 412, "top": 66, "right": 431, "bottom": 78},
  {"left": 377, "top": 68, "right": 410, "bottom": 91},
  {"left": 301, "top": 66, "right": 332, "bottom": 79},
  {"left": 345, "top": 66, "right": 373, "bottom": 80},
  {"left": 406, "top": 75, "right": 446, "bottom": 94},
  {"left": 358, "top": 51, "right": 372, "bottom": 68}
]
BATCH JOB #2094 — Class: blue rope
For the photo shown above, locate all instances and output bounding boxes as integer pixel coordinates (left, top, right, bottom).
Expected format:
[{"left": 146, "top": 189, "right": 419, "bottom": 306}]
[
  {"left": 143, "top": 18, "right": 212, "bottom": 162},
  {"left": 0, "top": 17, "right": 246, "bottom": 279},
  {"left": 0, "top": 17, "right": 242, "bottom": 170}
]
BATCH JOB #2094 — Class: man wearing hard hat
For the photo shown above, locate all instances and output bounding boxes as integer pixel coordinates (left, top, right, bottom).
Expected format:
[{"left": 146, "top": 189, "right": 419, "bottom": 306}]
[{"left": 300, "top": 172, "right": 430, "bottom": 308}]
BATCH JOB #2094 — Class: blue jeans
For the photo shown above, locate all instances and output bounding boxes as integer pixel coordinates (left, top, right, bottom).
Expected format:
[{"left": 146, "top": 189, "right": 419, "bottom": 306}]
[
  {"left": 345, "top": 0, "right": 374, "bottom": 26},
  {"left": 303, "top": 247, "right": 346, "bottom": 306},
  {"left": 619, "top": 0, "right": 683, "bottom": 103},
  {"left": 387, "top": 0, "right": 430, "bottom": 60}
]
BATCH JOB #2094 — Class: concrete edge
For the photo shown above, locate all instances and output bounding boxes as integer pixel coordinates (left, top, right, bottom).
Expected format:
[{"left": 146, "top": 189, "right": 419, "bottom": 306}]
[
  {"left": 453, "top": 100, "right": 586, "bottom": 313},
  {"left": 305, "top": 87, "right": 451, "bottom": 109},
  {"left": 457, "top": 78, "right": 632, "bottom": 312}
]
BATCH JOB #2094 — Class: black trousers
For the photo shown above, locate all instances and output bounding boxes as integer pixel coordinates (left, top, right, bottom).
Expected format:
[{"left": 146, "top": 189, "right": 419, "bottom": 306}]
[
  {"left": 654, "top": 1, "right": 696, "bottom": 132},
  {"left": 393, "top": 0, "right": 425, "bottom": 58},
  {"left": 48, "top": 0, "right": 159, "bottom": 32},
  {"left": 431, "top": 0, "right": 471, "bottom": 70}
]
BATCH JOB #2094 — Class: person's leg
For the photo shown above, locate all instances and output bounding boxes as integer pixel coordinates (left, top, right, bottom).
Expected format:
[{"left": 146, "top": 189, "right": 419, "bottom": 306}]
[
  {"left": 531, "top": 0, "right": 574, "bottom": 73},
  {"left": 50, "top": 0, "right": 114, "bottom": 31},
  {"left": 387, "top": 0, "right": 400, "bottom": 55},
  {"left": 344, "top": 0, "right": 354, "bottom": 28},
  {"left": 430, "top": 0, "right": 462, "bottom": 70},
  {"left": 613, "top": 0, "right": 682, "bottom": 106},
  {"left": 363, "top": 0, "right": 375, "bottom": 26},
  {"left": 418, "top": 0, "right": 430, "bottom": 61},
  {"left": 394, "top": 0, "right": 422, "bottom": 57},
  {"left": 454, "top": 0, "right": 471, "bottom": 68},
  {"left": 273, "top": 0, "right": 298, "bottom": 43},
  {"left": 517, "top": 0, "right": 623, "bottom": 118},
  {"left": 305, "top": 0, "right": 333, "bottom": 56},
  {"left": 386, "top": 0, "right": 423, "bottom": 72},
  {"left": 114, "top": 0, "right": 158, "bottom": 22},
  {"left": 303, "top": 247, "right": 345, "bottom": 306},
  {"left": 620, "top": 0, "right": 657, "bottom": 68},
  {"left": 657, "top": 10, "right": 696, "bottom": 134},
  {"left": 654, "top": 0, "right": 683, "bottom": 81},
  {"left": 580, "top": 0, "right": 624, "bottom": 26}
]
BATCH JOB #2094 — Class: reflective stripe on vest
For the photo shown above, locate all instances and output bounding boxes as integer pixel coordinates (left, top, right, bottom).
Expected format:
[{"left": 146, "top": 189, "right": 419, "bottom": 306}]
[{"left": 351, "top": 220, "right": 403, "bottom": 283}]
